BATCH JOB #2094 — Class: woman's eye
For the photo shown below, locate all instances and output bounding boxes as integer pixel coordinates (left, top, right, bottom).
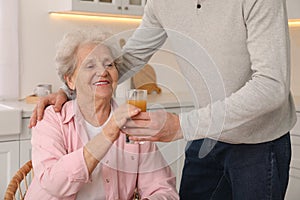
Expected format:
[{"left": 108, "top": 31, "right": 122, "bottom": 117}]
[
  {"left": 86, "top": 65, "right": 95, "bottom": 69},
  {"left": 105, "top": 63, "right": 115, "bottom": 69}
]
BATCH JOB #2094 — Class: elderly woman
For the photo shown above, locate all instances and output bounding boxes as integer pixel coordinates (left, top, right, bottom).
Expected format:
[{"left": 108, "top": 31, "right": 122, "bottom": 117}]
[{"left": 25, "top": 30, "right": 178, "bottom": 200}]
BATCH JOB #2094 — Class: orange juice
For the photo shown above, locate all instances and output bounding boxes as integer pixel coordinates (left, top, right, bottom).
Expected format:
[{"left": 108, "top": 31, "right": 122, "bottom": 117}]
[{"left": 127, "top": 100, "right": 147, "bottom": 112}]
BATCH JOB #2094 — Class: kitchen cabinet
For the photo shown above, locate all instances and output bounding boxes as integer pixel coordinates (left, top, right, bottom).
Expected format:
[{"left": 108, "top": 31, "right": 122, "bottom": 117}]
[
  {"left": 286, "top": 112, "right": 300, "bottom": 200},
  {"left": 0, "top": 141, "right": 19, "bottom": 198},
  {"left": 153, "top": 105, "right": 193, "bottom": 190},
  {"left": 0, "top": 116, "right": 31, "bottom": 198},
  {"left": 144, "top": 92, "right": 194, "bottom": 189},
  {"left": 20, "top": 117, "right": 32, "bottom": 166},
  {"left": 57, "top": 0, "right": 146, "bottom": 17},
  {"left": 287, "top": 0, "right": 300, "bottom": 19}
]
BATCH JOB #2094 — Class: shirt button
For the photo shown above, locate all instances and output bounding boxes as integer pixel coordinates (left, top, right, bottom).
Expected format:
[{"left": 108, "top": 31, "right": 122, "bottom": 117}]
[
  {"left": 105, "top": 179, "right": 110, "bottom": 183},
  {"left": 131, "top": 156, "right": 135, "bottom": 160}
]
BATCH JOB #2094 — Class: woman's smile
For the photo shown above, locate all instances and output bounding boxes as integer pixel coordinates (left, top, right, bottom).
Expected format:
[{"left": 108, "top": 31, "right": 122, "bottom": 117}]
[{"left": 93, "top": 80, "right": 110, "bottom": 86}]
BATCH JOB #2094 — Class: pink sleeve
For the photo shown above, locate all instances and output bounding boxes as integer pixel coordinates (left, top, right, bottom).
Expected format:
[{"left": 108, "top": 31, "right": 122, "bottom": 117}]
[{"left": 31, "top": 106, "right": 90, "bottom": 198}]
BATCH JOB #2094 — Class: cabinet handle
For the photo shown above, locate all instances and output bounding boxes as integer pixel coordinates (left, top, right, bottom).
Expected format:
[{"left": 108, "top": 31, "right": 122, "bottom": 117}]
[
  {"left": 117, "top": 6, "right": 122, "bottom": 10},
  {"left": 124, "top": 6, "right": 128, "bottom": 10}
]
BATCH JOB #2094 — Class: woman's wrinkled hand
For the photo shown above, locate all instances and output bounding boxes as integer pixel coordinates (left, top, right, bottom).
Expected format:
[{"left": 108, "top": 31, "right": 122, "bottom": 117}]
[{"left": 102, "top": 104, "right": 141, "bottom": 142}]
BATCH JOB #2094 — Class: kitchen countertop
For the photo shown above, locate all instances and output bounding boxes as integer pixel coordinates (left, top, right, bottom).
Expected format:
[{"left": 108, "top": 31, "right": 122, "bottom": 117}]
[
  {"left": 0, "top": 100, "right": 35, "bottom": 118},
  {"left": 0, "top": 92, "right": 195, "bottom": 118},
  {"left": 0, "top": 93, "right": 299, "bottom": 118}
]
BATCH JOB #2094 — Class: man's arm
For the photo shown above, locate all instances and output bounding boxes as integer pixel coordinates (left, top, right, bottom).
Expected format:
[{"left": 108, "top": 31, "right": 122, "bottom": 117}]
[
  {"left": 118, "top": 0, "right": 168, "bottom": 83},
  {"left": 124, "top": 0, "right": 293, "bottom": 143}
]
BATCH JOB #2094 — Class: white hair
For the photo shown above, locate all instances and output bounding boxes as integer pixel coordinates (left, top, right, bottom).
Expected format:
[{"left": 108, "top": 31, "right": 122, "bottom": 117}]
[{"left": 55, "top": 29, "right": 122, "bottom": 84}]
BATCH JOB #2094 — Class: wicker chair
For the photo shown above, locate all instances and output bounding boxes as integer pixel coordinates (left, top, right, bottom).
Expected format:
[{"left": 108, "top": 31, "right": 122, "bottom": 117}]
[
  {"left": 4, "top": 160, "right": 140, "bottom": 199},
  {"left": 4, "top": 160, "right": 33, "bottom": 200}
]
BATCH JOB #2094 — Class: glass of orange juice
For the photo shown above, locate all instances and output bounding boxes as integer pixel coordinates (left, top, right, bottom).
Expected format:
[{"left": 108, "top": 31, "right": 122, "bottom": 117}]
[
  {"left": 127, "top": 89, "right": 147, "bottom": 111},
  {"left": 126, "top": 89, "right": 147, "bottom": 143}
]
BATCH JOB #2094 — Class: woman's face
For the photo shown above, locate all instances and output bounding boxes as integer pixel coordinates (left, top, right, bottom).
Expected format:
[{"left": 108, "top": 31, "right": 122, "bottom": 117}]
[{"left": 66, "top": 43, "right": 119, "bottom": 100}]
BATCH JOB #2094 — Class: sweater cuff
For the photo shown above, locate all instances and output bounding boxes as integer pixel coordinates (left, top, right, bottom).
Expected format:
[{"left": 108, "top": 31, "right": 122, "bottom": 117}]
[
  {"left": 60, "top": 83, "right": 76, "bottom": 100},
  {"left": 179, "top": 111, "right": 201, "bottom": 141}
]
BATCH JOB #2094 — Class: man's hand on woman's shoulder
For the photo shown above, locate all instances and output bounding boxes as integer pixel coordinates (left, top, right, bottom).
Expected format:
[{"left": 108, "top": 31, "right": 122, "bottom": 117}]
[{"left": 28, "top": 89, "right": 68, "bottom": 128}]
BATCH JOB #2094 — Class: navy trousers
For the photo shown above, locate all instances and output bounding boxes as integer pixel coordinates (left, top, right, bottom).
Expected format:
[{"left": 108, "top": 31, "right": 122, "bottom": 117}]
[{"left": 179, "top": 133, "right": 291, "bottom": 200}]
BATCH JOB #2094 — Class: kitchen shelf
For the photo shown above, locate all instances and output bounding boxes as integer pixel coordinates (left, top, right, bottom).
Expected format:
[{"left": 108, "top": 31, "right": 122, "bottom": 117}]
[
  {"left": 49, "top": 10, "right": 142, "bottom": 21},
  {"left": 51, "top": 0, "right": 146, "bottom": 20},
  {"left": 289, "top": 19, "right": 300, "bottom": 28}
]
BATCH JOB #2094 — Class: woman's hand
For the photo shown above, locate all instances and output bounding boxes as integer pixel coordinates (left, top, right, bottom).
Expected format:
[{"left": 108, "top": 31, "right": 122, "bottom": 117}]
[
  {"left": 102, "top": 104, "right": 141, "bottom": 142},
  {"left": 29, "top": 89, "right": 68, "bottom": 128},
  {"left": 84, "top": 104, "right": 141, "bottom": 167}
]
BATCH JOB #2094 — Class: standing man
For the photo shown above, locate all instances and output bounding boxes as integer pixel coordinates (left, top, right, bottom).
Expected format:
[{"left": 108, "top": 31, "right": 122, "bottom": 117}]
[{"left": 31, "top": 0, "right": 296, "bottom": 199}]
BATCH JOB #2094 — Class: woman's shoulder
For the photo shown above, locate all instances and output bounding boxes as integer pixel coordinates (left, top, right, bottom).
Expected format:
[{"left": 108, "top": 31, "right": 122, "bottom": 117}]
[{"left": 43, "top": 100, "right": 75, "bottom": 123}]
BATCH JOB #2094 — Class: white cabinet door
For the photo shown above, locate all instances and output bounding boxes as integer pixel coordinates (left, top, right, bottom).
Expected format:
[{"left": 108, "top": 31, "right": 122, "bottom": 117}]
[
  {"left": 155, "top": 106, "right": 193, "bottom": 190},
  {"left": 156, "top": 139, "right": 186, "bottom": 191},
  {"left": 287, "top": 0, "right": 300, "bottom": 19},
  {"left": 20, "top": 140, "right": 32, "bottom": 167},
  {"left": 0, "top": 141, "right": 19, "bottom": 198},
  {"left": 72, "top": 0, "right": 123, "bottom": 15},
  {"left": 122, "top": 0, "right": 146, "bottom": 16},
  {"left": 71, "top": 0, "right": 145, "bottom": 16},
  {"left": 20, "top": 117, "right": 31, "bottom": 140},
  {"left": 20, "top": 117, "right": 32, "bottom": 166},
  {"left": 19, "top": 139, "right": 33, "bottom": 197}
]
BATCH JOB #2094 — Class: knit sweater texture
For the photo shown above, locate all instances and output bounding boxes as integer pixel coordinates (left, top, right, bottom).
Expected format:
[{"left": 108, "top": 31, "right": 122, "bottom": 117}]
[{"left": 121, "top": 0, "right": 297, "bottom": 143}]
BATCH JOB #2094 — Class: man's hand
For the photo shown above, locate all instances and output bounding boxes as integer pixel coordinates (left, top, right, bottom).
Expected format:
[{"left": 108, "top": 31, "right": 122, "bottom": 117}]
[
  {"left": 122, "top": 110, "right": 183, "bottom": 142},
  {"left": 28, "top": 89, "right": 68, "bottom": 128}
]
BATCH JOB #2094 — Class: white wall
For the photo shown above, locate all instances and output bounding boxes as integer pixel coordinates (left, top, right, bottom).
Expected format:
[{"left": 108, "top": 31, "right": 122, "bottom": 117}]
[
  {"left": 0, "top": 1, "right": 19, "bottom": 100},
  {"left": 290, "top": 27, "right": 300, "bottom": 97},
  {"left": 19, "top": 0, "right": 190, "bottom": 99}
]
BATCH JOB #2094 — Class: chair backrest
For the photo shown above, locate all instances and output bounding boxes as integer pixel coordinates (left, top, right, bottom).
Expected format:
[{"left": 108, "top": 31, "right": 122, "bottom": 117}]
[{"left": 4, "top": 160, "right": 33, "bottom": 200}]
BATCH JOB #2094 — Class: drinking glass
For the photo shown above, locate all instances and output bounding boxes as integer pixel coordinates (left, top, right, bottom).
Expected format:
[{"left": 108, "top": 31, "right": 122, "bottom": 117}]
[
  {"left": 126, "top": 89, "right": 147, "bottom": 143},
  {"left": 127, "top": 89, "right": 147, "bottom": 111}
]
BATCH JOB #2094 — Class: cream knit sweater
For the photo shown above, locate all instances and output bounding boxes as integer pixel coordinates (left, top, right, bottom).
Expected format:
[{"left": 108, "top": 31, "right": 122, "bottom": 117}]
[{"left": 121, "top": 0, "right": 297, "bottom": 143}]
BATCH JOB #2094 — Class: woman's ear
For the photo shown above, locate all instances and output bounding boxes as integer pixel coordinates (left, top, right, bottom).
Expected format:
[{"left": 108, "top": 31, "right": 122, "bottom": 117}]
[{"left": 64, "top": 75, "right": 76, "bottom": 90}]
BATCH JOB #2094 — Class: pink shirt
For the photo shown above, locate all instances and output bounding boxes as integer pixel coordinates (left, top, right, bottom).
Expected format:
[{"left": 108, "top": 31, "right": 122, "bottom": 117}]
[{"left": 25, "top": 100, "right": 178, "bottom": 200}]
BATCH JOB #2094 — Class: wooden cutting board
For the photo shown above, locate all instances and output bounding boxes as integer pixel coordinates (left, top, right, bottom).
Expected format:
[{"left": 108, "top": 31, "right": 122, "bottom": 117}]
[
  {"left": 132, "top": 64, "right": 161, "bottom": 94},
  {"left": 25, "top": 95, "right": 40, "bottom": 104}
]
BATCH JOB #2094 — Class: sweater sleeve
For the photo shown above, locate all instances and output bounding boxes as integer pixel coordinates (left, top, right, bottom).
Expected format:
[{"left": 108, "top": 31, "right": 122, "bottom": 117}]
[
  {"left": 180, "top": 0, "right": 291, "bottom": 142},
  {"left": 31, "top": 106, "right": 90, "bottom": 198},
  {"left": 119, "top": 0, "right": 167, "bottom": 83}
]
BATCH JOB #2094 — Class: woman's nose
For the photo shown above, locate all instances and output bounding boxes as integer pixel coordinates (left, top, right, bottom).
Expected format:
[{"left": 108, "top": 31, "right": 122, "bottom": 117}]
[{"left": 96, "top": 67, "right": 108, "bottom": 77}]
